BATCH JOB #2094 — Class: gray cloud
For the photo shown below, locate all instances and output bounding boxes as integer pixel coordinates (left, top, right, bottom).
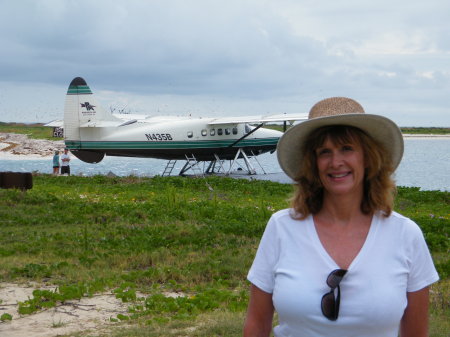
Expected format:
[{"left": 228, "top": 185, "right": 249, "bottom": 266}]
[{"left": 0, "top": 0, "right": 449, "bottom": 126}]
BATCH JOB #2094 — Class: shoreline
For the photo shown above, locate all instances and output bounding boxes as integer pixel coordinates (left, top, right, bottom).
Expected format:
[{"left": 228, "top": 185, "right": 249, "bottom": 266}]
[
  {"left": 0, "top": 153, "right": 53, "bottom": 160},
  {"left": 402, "top": 134, "right": 450, "bottom": 138},
  {"left": 1, "top": 132, "right": 449, "bottom": 161}
]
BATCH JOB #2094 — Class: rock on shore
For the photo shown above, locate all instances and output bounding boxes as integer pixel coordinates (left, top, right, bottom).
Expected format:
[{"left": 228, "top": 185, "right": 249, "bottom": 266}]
[{"left": 0, "top": 133, "right": 64, "bottom": 158}]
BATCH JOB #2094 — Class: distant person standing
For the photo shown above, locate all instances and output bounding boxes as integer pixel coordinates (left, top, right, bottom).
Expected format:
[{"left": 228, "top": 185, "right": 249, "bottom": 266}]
[
  {"left": 60, "top": 148, "right": 71, "bottom": 175},
  {"left": 52, "top": 150, "right": 60, "bottom": 175}
]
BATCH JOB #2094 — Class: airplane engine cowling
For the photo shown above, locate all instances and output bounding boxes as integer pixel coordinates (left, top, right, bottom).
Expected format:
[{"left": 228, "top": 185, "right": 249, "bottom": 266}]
[{"left": 71, "top": 150, "right": 105, "bottom": 164}]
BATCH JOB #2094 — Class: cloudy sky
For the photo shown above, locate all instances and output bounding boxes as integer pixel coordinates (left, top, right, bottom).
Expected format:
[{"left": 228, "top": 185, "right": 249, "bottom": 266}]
[{"left": 0, "top": 0, "right": 449, "bottom": 126}]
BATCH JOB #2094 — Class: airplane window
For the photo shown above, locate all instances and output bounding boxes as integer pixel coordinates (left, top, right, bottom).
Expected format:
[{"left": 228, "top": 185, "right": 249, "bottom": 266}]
[
  {"left": 225, "top": 128, "right": 231, "bottom": 135},
  {"left": 218, "top": 128, "right": 223, "bottom": 135},
  {"left": 232, "top": 127, "right": 238, "bottom": 135},
  {"left": 201, "top": 129, "right": 207, "bottom": 136},
  {"left": 245, "top": 124, "right": 253, "bottom": 134},
  {"left": 210, "top": 129, "right": 216, "bottom": 136},
  {"left": 187, "top": 131, "right": 193, "bottom": 138}
]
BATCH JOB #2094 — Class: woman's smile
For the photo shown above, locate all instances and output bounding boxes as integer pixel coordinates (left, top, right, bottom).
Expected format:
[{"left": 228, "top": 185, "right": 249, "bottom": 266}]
[{"left": 328, "top": 171, "right": 351, "bottom": 179}]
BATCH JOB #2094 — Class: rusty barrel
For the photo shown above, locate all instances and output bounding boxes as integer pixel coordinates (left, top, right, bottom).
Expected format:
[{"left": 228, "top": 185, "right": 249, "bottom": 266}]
[{"left": 0, "top": 172, "right": 33, "bottom": 190}]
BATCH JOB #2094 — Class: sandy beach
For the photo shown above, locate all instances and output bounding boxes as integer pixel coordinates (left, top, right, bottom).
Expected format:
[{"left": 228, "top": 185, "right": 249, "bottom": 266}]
[{"left": 402, "top": 133, "right": 450, "bottom": 138}]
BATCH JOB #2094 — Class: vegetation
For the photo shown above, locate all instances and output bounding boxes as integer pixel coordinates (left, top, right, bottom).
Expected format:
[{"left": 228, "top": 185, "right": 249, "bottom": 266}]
[
  {"left": 0, "top": 122, "right": 449, "bottom": 142},
  {"left": 0, "top": 175, "right": 448, "bottom": 336},
  {"left": 0, "top": 122, "right": 60, "bottom": 140},
  {"left": 263, "top": 124, "right": 450, "bottom": 135},
  {"left": 400, "top": 127, "right": 450, "bottom": 135}
]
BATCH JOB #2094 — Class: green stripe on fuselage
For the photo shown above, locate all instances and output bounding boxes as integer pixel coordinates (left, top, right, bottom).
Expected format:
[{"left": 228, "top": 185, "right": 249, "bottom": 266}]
[
  {"left": 65, "top": 138, "right": 279, "bottom": 150},
  {"left": 67, "top": 85, "right": 92, "bottom": 95}
]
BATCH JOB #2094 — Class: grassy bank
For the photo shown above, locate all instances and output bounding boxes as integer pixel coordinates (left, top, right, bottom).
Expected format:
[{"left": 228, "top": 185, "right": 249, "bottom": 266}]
[
  {"left": 1, "top": 122, "right": 449, "bottom": 141},
  {"left": 0, "top": 122, "right": 59, "bottom": 140},
  {"left": 400, "top": 127, "right": 450, "bottom": 134},
  {"left": 0, "top": 175, "right": 448, "bottom": 336},
  {"left": 264, "top": 124, "right": 450, "bottom": 135}
]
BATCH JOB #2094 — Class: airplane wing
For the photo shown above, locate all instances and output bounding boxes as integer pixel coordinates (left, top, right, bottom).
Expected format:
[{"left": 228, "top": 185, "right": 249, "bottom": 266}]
[
  {"left": 45, "top": 113, "right": 307, "bottom": 128},
  {"left": 44, "top": 114, "right": 151, "bottom": 128},
  {"left": 112, "top": 113, "right": 150, "bottom": 121},
  {"left": 44, "top": 119, "right": 64, "bottom": 127},
  {"left": 207, "top": 113, "right": 308, "bottom": 125}
]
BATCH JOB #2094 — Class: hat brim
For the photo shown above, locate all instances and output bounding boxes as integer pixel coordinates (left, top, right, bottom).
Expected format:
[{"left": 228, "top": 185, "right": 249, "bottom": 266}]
[{"left": 276, "top": 113, "right": 404, "bottom": 180}]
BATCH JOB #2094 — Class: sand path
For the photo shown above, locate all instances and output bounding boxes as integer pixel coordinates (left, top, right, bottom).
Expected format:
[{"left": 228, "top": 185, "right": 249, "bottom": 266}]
[{"left": 0, "top": 283, "right": 128, "bottom": 337}]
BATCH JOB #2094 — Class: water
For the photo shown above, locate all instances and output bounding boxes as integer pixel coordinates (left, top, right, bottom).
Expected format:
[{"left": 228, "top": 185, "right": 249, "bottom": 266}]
[
  {"left": 395, "top": 139, "right": 449, "bottom": 191},
  {"left": 1, "top": 138, "right": 449, "bottom": 191}
]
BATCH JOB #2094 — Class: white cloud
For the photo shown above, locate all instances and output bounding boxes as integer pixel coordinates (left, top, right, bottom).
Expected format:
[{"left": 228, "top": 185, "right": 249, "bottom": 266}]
[{"left": 0, "top": 0, "right": 449, "bottom": 126}]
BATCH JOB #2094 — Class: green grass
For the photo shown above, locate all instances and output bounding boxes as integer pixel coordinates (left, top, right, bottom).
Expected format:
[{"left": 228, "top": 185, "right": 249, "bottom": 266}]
[
  {"left": 0, "top": 175, "right": 448, "bottom": 336},
  {"left": 0, "top": 122, "right": 61, "bottom": 140},
  {"left": 264, "top": 124, "right": 450, "bottom": 134},
  {"left": 1, "top": 122, "right": 449, "bottom": 141},
  {"left": 400, "top": 127, "right": 450, "bottom": 135}
]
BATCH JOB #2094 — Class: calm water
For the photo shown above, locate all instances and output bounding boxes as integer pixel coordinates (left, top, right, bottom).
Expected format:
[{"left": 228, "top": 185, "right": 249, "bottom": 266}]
[{"left": 1, "top": 138, "right": 449, "bottom": 191}]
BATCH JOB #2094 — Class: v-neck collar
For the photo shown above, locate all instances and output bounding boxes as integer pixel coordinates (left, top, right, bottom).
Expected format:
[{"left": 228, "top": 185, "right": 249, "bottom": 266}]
[{"left": 307, "top": 213, "right": 379, "bottom": 271}]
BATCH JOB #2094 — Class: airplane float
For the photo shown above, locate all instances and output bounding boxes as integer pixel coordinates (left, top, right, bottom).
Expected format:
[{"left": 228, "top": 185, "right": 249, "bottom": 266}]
[{"left": 55, "top": 77, "right": 307, "bottom": 176}]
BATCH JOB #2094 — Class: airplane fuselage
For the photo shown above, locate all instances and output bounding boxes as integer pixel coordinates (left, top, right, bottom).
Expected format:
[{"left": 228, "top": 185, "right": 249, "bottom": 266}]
[{"left": 65, "top": 117, "right": 282, "bottom": 161}]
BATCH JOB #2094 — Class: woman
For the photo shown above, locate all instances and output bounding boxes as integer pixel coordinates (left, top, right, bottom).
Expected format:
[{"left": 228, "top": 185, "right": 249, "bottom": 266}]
[
  {"left": 243, "top": 97, "right": 439, "bottom": 337},
  {"left": 52, "top": 150, "right": 60, "bottom": 175}
]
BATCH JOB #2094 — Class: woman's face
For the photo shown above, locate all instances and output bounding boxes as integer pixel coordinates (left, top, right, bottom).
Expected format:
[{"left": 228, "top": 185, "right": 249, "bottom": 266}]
[{"left": 315, "top": 136, "right": 365, "bottom": 198}]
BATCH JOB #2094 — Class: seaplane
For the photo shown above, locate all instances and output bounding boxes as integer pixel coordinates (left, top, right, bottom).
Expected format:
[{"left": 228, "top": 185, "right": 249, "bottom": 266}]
[{"left": 54, "top": 77, "right": 307, "bottom": 176}]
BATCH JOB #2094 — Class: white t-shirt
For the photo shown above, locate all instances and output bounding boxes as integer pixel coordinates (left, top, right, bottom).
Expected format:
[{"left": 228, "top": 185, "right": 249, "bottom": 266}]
[
  {"left": 60, "top": 153, "right": 70, "bottom": 166},
  {"left": 247, "top": 209, "right": 439, "bottom": 337}
]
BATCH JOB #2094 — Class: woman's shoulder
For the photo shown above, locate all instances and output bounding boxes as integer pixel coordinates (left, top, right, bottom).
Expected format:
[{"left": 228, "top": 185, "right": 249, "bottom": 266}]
[
  {"left": 271, "top": 208, "right": 291, "bottom": 218},
  {"left": 379, "top": 210, "right": 415, "bottom": 224},
  {"left": 263, "top": 209, "right": 311, "bottom": 239},
  {"left": 376, "top": 211, "right": 424, "bottom": 238},
  {"left": 268, "top": 208, "right": 310, "bottom": 228},
  {"left": 271, "top": 208, "right": 307, "bottom": 221}
]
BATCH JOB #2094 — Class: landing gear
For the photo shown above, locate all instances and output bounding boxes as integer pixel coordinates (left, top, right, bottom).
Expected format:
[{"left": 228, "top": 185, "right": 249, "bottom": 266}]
[{"left": 161, "top": 148, "right": 267, "bottom": 177}]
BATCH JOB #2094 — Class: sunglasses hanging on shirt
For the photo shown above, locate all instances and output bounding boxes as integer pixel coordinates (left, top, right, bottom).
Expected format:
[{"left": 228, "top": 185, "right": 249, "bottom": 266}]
[{"left": 321, "top": 268, "right": 347, "bottom": 321}]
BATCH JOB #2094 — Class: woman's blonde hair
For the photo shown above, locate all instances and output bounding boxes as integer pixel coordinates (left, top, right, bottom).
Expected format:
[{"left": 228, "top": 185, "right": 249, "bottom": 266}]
[{"left": 291, "top": 125, "right": 396, "bottom": 219}]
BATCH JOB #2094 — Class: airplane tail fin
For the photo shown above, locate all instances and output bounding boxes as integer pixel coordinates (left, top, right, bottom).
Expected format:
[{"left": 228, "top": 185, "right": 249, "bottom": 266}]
[
  {"left": 64, "top": 77, "right": 120, "bottom": 141},
  {"left": 64, "top": 77, "right": 120, "bottom": 163}
]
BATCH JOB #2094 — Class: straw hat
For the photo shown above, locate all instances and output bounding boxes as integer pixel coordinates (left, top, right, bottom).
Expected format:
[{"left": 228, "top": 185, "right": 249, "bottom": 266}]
[{"left": 277, "top": 97, "right": 404, "bottom": 180}]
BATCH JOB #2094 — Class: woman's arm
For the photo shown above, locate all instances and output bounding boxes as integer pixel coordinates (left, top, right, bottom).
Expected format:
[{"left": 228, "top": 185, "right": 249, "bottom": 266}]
[
  {"left": 243, "top": 284, "right": 274, "bottom": 337},
  {"left": 400, "top": 286, "right": 430, "bottom": 337}
]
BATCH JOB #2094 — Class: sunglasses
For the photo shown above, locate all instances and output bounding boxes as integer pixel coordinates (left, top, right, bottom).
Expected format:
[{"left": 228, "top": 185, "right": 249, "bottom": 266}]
[{"left": 321, "top": 268, "right": 347, "bottom": 321}]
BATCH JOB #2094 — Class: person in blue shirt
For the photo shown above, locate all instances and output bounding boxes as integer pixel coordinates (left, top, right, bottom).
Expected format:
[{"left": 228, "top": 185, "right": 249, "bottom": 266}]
[{"left": 52, "top": 150, "right": 60, "bottom": 175}]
